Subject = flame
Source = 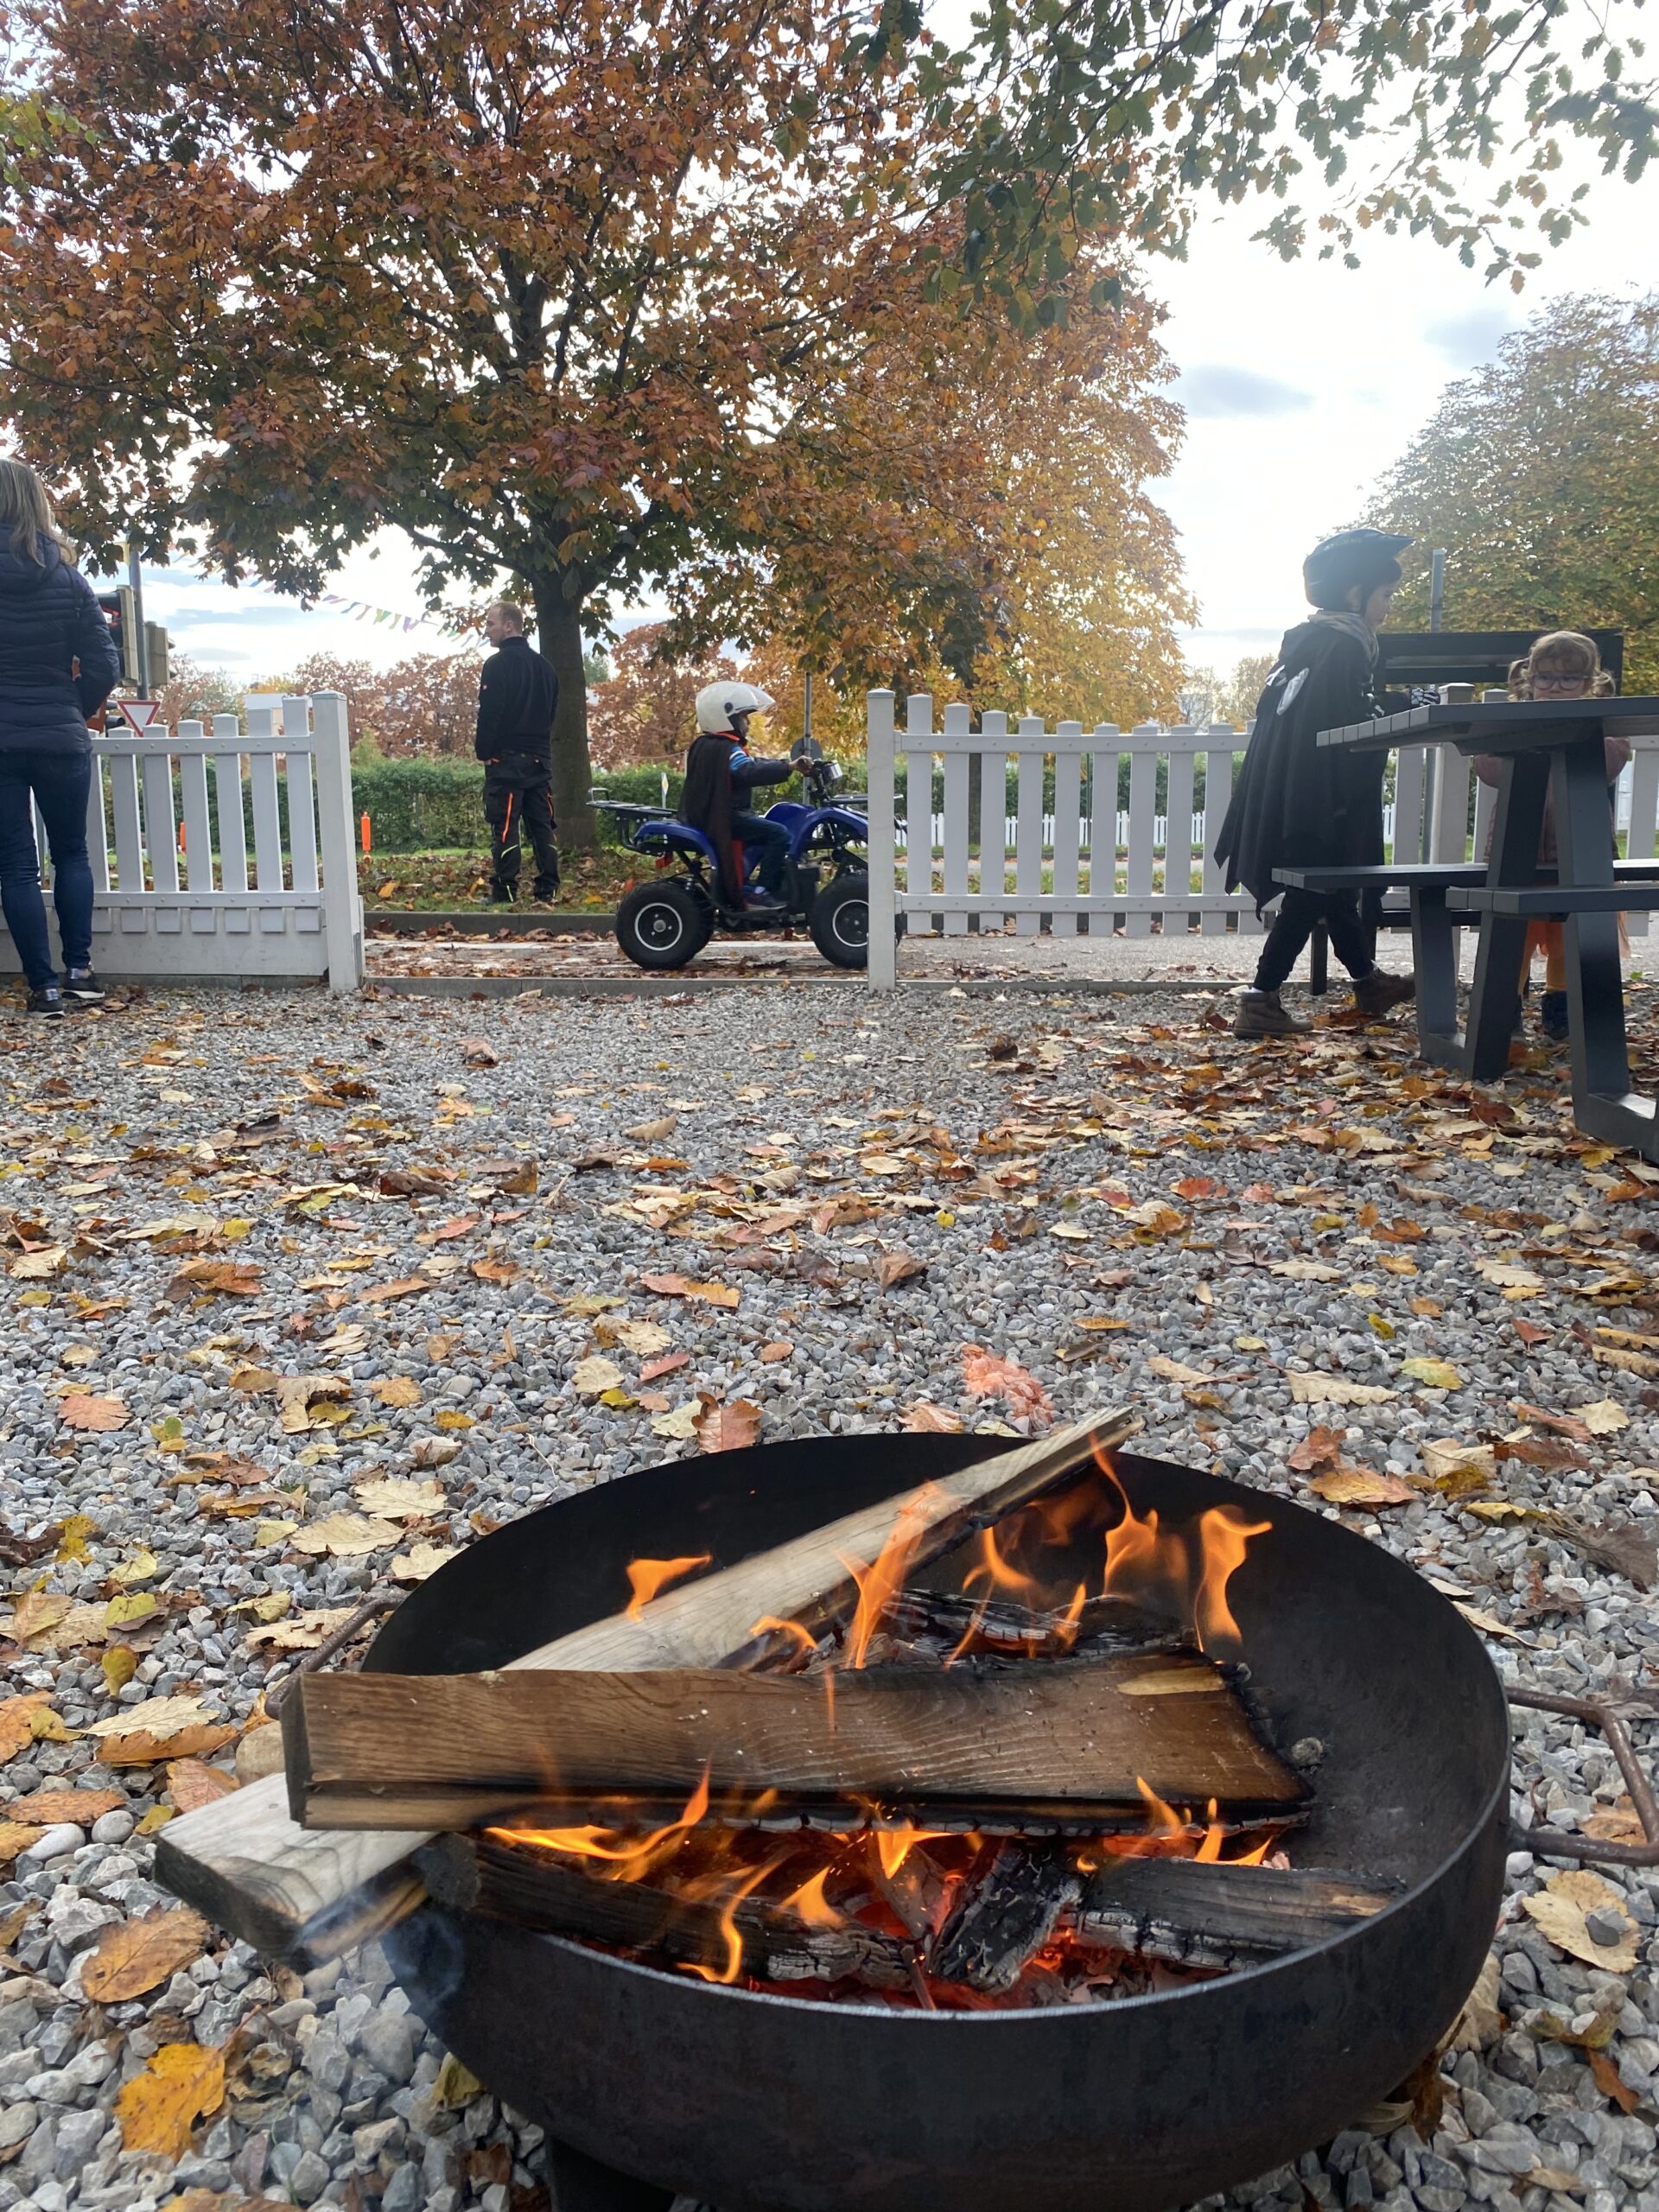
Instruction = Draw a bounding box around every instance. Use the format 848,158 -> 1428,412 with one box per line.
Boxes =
874,1822 -> 950,1879
1192,1506 -> 1273,1654
962,1523 -> 1041,1600
785,1866 -> 842,1929
945,1593 -> 992,1666
842,1488 -> 943,1668
1134,1774 -> 1185,1835
1052,1582 -> 1087,1651
625,1554 -> 711,1621
1227,1834 -> 1274,1866
494,1770 -> 711,1883
678,1853 -> 785,1985
748,1613 -> 818,1658
1196,1799 -> 1224,1864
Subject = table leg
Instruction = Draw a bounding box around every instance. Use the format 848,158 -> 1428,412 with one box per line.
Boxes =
1309,921 -> 1329,997
1410,887 -> 1460,1058
1464,753 -> 1549,1081
1554,741 -> 1659,1157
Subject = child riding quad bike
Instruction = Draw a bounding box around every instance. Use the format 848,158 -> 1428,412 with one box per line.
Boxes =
600,682 -> 872,970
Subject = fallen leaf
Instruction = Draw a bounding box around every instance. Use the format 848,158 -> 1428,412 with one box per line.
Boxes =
289,1512 -> 399,1558
10,1786 -> 123,1826
899,1402 -> 965,1433
0,1829 -> 43,1871
1476,1260 -> 1546,1292
435,2051 -> 481,2107
1523,1870 -> 1640,1972
1512,1401 -> 1594,1443
459,1038 -> 499,1068
391,1541 -> 460,1583
624,1114 -> 677,1143
571,1356 -> 626,1397
10,1590 -> 72,1644
1554,1514 -> 1659,1590
1590,2049 -> 1642,2115
1287,1427 -> 1344,1472
1453,1602 -> 1520,1641
100,1648 -> 137,1693
360,1276 -> 432,1306
1147,1355 -> 1208,1385
875,1249 -> 926,1287
108,1548 -> 158,1587
0,1693 -> 55,1762
650,1398 -> 709,1441
165,1761 -> 238,1815
615,1319 -> 672,1357
1269,1259 -> 1343,1282
354,1477 -> 445,1522
1421,1439 -> 1497,1484
759,1341 -> 793,1363
1307,1468 -> 1415,1508
245,1605 -> 360,1652
116,2042 -> 226,2159
1287,1373 -> 1393,1406
104,1593 -> 160,1631
82,1907 -> 211,2002
412,1436 -> 463,1470
1401,1357 -> 1462,1391
639,1351 -> 691,1382
639,1273 -> 741,1308
166,1259 -> 264,1300
59,1393 -> 127,1432
371,1376 -> 423,1408
1513,1319 -> 1551,1348
470,1257 -> 522,1285
694,1399 -> 763,1454
1582,1797 -> 1647,1846
1578,1399 -> 1630,1436
962,1345 -> 1054,1427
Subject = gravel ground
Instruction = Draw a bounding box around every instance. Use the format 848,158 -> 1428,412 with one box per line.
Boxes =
5,980 -> 1659,2212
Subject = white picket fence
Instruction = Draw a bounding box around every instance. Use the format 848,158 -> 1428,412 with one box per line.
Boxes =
3,691 -> 365,992
866,692 -> 1659,988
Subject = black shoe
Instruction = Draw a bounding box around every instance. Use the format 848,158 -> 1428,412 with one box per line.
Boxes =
1234,988 -> 1310,1039
26,987 -> 64,1019
741,887 -> 786,912
63,969 -> 106,1005
1540,990 -> 1569,1040
531,882 -> 562,906
487,884 -> 517,905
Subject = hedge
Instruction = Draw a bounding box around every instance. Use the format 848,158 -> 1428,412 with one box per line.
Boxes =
349,760 -> 690,851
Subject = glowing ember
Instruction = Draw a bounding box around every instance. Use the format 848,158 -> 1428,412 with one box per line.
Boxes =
624,1554 -> 711,1621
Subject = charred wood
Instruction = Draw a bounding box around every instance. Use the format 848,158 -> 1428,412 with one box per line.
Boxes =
925,1843 -> 1082,1993
1077,1858 -> 1401,1970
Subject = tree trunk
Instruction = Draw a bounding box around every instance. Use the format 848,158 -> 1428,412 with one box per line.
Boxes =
533,575 -> 597,852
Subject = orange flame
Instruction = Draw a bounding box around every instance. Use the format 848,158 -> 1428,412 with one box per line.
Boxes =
625,1554 -> 711,1622
1227,1834 -> 1274,1866
1052,1582 -> 1087,1651
874,1822 -> 950,1879
494,1770 -> 711,1883
842,1488 -> 942,1668
785,1866 -> 842,1929
1195,1799 -> 1224,1863
1134,1774 -> 1185,1834
678,1853 -> 785,1985
747,1613 -> 818,1658
945,1593 -> 992,1666
962,1523 -> 1041,1599
1192,1506 -> 1272,1653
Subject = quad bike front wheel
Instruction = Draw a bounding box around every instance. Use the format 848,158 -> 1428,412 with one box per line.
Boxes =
809,870 -> 869,969
616,880 -> 712,970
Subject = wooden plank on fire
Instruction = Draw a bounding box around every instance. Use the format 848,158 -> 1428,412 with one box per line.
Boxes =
155,1410 -> 1135,1958
417,1834 -> 915,1992
283,1652 -> 1307,1831
926,1842 -> 1081,1993
1077,1858 -> 1401,1970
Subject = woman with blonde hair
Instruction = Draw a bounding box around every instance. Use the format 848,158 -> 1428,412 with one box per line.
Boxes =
1472,629 -> 1625,1042
0,459 -> 121,1015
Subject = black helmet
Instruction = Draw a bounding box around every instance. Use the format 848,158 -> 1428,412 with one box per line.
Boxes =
1303,529 -> 1414,612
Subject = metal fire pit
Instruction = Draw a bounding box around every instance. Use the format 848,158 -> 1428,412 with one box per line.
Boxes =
375,1438 -> 1510,2212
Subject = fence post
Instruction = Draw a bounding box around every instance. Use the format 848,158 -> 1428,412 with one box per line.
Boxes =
309,691 -> 365,993
866,691 -> 897,989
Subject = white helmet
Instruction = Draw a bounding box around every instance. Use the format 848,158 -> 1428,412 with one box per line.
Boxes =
695,680 -> 775,734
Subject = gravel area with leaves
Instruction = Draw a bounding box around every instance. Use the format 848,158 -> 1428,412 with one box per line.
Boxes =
6,982 -> 1659,2212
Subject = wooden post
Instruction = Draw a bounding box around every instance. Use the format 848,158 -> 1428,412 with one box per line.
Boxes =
865,690 -> 897,989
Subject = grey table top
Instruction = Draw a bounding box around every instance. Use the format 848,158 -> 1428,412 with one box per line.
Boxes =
1318,698 -> 1659,753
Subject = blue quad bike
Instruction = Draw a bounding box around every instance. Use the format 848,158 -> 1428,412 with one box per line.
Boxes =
597,741 -> 873,972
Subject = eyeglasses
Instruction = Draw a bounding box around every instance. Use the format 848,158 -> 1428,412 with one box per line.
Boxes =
1530,671 -> 1591,694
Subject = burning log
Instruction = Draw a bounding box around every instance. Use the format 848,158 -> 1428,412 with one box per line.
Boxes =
874,1587 -> 1181,1662
283,1652 -> 1308,1832
1077,1859 -> 1401,1972
926,1843 -> 1082,1993
156,1412 -> 1135,1958
417,1834 -> 916,1992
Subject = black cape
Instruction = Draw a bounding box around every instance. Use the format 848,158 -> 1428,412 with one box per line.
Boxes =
1214,621 -> 1391,912
681,733 -> 741,901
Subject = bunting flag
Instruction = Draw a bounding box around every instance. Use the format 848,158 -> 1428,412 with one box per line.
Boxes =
177,562 -> 480,636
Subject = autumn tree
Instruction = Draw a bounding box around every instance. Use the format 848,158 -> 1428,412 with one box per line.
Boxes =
1369,295 -> 1659,691
587,626 -> 738,770
254,648 -> 489,755
155,653 -> 243,728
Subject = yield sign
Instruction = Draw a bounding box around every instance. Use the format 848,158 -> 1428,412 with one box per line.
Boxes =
116,698 -> 162,734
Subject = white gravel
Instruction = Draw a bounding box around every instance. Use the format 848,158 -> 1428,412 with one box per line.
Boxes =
3,980 -> 1659,2212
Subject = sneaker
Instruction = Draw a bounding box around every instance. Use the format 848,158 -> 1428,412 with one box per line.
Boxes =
26,987 -> 64,1019
1352,968 -> 1416,1019
63,969 -> 106,1005
741,887 -> 786,912
1540,989 -> 1569,1041
1234,988 -> 1310,1039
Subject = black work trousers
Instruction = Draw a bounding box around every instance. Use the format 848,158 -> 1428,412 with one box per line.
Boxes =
1253,887 -> 1372,993
484,757 -> 560,899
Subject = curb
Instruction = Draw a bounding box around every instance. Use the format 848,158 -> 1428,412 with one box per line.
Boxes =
366,911 -> 614,937
365,972 -> 1238,1001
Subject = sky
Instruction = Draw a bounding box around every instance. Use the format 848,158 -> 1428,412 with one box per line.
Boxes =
98,141 -> 1659,702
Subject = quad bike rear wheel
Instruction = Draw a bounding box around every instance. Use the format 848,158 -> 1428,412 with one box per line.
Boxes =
616,880 -> 712,969
810,870 -> 869,969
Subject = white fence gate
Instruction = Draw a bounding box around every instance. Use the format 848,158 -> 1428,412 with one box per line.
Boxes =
866,691 -> 1659,988
2,690 -> 364,993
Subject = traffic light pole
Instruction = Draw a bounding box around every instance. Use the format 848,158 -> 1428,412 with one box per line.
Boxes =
126,540 -> 150,699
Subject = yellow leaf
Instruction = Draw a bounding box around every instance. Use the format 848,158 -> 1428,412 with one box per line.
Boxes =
391,1541 -> 460,1583
1464,1500 -> 1549,1524
103,1594 -> 159,1630
1270,1259 -> 1343,1281
1287,1373 -> 1393,1406
571,1356 -> 625,1396
56,1513 -> 99,1561
0,1694 -> 55,1761
435,2051 -> 481,2107
134,1804 -> 175,1835
433,1408 -> 474,1431
83,1907 -> 210,2002
10,1591 -> 71,1644
1523,1871 -> 1640,1972
100,1647 -> 138,1693
1421,1439 -> 1497,1484
371,1376 -> 423,1408
289,1512 -> 399,1558
108,1549 -> 157,1587
1402,1358 -> 1462,1391
253,1518 -> 299,1548
1308,1468 -> 1416,1508
1579,1399 -> 1630,1435
650,1401 -> 705,1440
353,1477 -> 444,1522
1147,1355 -> 1207,1385
116,2042 -> 226,2159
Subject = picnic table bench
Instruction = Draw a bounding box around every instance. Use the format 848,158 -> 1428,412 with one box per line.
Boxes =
1304,699 -> 1659,1159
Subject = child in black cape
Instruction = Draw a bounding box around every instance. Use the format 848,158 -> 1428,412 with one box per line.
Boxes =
1216,529 -> 1419,1039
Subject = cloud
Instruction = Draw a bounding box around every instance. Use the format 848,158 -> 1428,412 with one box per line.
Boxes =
1421,305 -> 1516,366
1175,365 -> 1314,418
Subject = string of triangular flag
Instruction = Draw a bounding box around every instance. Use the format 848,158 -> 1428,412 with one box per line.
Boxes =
179,563 -> 479,637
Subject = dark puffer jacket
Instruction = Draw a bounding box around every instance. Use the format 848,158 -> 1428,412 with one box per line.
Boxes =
0,537 -> 122,751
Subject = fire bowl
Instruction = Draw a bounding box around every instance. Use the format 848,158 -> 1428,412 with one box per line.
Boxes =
376,1436 -> 1510,2212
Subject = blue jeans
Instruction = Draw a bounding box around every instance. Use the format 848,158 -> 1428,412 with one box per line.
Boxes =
733,810 -> 791,897
0,748 -> 94,989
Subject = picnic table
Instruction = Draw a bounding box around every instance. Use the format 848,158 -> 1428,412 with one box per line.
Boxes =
1306,698 -> 1659,1160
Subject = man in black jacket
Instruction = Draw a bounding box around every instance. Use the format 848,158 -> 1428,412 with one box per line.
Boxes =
476,601 -> 559,904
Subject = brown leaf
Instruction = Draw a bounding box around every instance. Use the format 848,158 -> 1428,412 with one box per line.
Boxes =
165,1759 -> 238,1814
59,1393 -> 128,1432
475,1158 -> 537,1194
1513,1319 -> 1551,1348
182,1452 -> 270,1485
1307,1467 -> 1416,1508
1523,1871 -> 1640,1971
361,1275 -> 432,1305
470,1257 -> 522,1284
694,1399 -> 764,1454
639,1351 -> 691,1382
1553,1515 -> 1659,1591
166,1259 -> 264,1300
0,1692 -> 55,1762
459,1037 -> 499,1067
378,1166 -> 450,1198
371,1376 -> 423,1408
1591,2050 -> 1642,2115
962,1345 -> 1053,1428
10,1786 -> 124,1826
82,1906 -> 210,2001
899,1402 -> 965,1433
639,1273 -> 741,1308
1287,1426 -> 1344,1472
759,1341 -> 794,1363
624,1114 -> 677,1144
1512,1400 -> 1594,1443
101,1724 -> 238,1769
115,2042 -> 226,2158
0,1824 -> 45,1867
875,1249 -> 926,1288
